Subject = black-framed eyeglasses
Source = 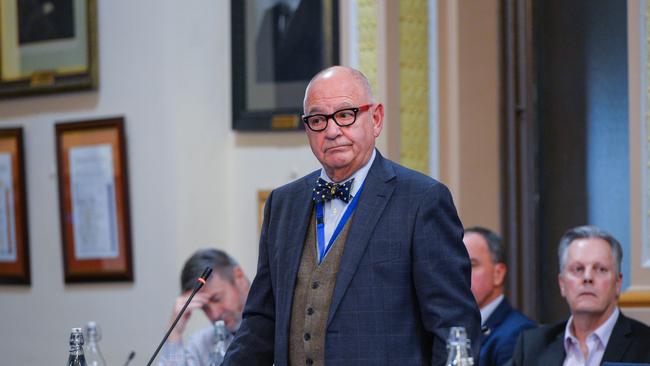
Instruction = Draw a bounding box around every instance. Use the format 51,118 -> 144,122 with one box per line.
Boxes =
302,104 -> 373,132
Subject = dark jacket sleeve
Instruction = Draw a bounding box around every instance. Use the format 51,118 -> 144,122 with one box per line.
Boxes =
222,191 -> 276,366
509,329 -> 526,366
492,315 -> 537,365
411,183 -> 481,365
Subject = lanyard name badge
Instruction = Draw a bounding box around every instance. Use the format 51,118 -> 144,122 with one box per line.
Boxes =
315,181 -> 365,264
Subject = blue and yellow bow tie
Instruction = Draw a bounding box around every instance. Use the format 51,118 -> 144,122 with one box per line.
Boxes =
312,177 -> 354,204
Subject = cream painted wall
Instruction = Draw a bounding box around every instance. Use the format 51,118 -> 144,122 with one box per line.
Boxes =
0,0 -> 505,364
0,1 -> 318,364
620,0 -> 650,323
438,0 -> 501,232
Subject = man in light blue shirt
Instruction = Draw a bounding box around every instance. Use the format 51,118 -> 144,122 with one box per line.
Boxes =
159,249 -> 250,365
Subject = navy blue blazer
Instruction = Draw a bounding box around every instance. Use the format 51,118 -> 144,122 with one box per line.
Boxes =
479,298 -> 536,366
223,151 -> 480,366
510,313 -> 650,366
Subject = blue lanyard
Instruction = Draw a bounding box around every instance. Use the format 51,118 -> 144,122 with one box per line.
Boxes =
315,181 -> 365,264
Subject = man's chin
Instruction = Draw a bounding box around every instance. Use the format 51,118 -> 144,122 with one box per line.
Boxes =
222,315 -> 242,332
322,156 -> 353,170
573,303 -> 606,314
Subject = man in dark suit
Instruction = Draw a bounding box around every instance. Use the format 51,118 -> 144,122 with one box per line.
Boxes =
223,66 -> 480,365
463,227 -> 536,366
510,225 -> 650,365
255,0 -> 324,83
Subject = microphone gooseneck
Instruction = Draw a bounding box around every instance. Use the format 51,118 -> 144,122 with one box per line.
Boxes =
123,351 -> 135,366
145,266 -> 212,366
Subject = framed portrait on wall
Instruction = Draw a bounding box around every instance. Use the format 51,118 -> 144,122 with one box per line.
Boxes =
0,0 -> 98,98
0,128 -> 30,285
231,0 -> 339,131
55,117 -> 133,283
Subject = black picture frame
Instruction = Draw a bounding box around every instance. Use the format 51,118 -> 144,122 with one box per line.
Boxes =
231,0 -> 339,131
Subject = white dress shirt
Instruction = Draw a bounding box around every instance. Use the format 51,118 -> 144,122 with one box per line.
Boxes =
159,325 -> 235,366
562,307 -> 620,366
318,149 -> 376,249
480,294 -> 504,326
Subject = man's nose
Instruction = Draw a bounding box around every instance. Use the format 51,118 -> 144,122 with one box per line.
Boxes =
583,267 -> 594,283
324,116 -> 342,137
208,304 -> 224,318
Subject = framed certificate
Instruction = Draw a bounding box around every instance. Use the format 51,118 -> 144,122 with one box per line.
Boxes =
0,128 -> 30,285
55,117 -> 133,282
0,0 -> 98,98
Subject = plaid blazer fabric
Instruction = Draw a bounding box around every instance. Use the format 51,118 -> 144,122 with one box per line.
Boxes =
224,150 -> 480,366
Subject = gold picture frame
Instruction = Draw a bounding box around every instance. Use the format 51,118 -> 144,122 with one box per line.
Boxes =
0,128 -> 30,285
56,117 -> 133,283
0,0 -> 98,98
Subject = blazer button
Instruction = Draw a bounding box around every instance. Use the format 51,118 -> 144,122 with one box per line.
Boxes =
304,333 -> 311,341
306,358 -> 314,365
311,281 -> 319,289
306,307 -> 314,315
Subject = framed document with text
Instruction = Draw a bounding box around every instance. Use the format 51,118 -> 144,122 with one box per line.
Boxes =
0,0 -> 98,98
56,117 -> 132,283
0,128 -> 30,285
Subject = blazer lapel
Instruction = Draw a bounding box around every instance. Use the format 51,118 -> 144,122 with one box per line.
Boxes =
601,313 -> 632,362
277,171 -> 318,328
538,331 -> 566,366
481,298 -> 512,343
327,152 -> 397,327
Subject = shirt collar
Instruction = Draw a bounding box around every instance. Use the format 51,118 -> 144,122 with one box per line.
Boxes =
480,294 -> 504,325
319,149 -> 376,198
563,307 -> 620,350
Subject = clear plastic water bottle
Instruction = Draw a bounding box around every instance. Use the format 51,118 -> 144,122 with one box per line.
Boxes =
67,328 -> 88,366
208,320 -> 228,366
445,326 -> 474,366
84,321 -> 106,366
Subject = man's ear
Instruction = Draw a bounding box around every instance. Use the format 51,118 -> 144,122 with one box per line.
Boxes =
372,103 -> 384,137
493,263 -> 507,287
558,274 -> 566,298
233,266 -> 244,280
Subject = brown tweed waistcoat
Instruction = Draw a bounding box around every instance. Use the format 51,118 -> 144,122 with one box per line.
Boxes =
288,210 -> 353,366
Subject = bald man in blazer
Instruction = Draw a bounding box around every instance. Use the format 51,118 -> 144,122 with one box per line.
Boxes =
223,66 -> 480,365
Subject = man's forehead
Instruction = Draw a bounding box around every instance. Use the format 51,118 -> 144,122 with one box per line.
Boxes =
565,258 -> 612,266
305,70 -> 366,99
306,81 -> 362,100
305,100 -> 356,113
208,272 -> 233,286
464,232 -> 489,251
566,238 -> 614,262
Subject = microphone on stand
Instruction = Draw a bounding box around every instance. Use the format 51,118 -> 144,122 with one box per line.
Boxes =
145,267 -> 213,366
123,351 -> 135,366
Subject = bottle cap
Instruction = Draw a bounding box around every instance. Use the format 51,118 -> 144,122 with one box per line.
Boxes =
70,328 -> 85,347
214,320 -> 227,339
448,326 -> 468,344
85,321 -> 101,341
